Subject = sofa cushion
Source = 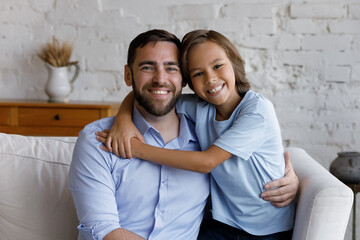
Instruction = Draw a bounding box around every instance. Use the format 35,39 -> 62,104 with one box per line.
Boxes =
0,133 -> 78,240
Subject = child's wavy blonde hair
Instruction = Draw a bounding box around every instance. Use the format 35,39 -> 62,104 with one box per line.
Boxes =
181,30 -> 250,97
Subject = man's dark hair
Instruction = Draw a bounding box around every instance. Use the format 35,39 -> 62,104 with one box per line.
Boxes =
127,29 -> 182,68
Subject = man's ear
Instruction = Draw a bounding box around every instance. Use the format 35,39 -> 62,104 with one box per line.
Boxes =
124,65 -> 132,86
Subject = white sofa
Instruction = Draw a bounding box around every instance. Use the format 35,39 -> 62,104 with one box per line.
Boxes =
0,133 -> 354,240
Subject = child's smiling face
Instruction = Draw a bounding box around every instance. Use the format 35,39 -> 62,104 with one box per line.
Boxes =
187,41 -> 241,115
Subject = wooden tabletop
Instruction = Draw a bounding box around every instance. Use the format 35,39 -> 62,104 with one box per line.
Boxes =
0,99 -> 121,108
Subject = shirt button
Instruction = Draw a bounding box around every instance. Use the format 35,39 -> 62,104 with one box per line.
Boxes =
161,179 -> 167,183
157,210 -> 162,216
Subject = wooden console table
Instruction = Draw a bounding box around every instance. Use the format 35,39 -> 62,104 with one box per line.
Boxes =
0,99 -> 120,136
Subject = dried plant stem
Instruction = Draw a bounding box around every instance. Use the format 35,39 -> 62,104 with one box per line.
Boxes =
38,36 -> 76,67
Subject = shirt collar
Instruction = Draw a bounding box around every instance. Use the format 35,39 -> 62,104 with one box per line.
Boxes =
132,105 -> 154,136
132,105 -> 198,148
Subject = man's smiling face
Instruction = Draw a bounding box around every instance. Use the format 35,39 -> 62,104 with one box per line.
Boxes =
126,41 -> 183,117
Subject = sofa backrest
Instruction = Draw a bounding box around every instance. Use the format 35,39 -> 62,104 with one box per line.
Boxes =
0,133 -> 78,240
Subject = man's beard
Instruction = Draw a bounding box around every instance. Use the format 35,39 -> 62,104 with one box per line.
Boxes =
132,80 -> 181,117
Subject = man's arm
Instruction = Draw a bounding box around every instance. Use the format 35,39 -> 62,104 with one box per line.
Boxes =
103,228 -> 145,240
261,152 -> 299,207
70,127 -> 143,239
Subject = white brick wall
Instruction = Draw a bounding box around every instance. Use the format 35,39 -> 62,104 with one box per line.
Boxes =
290,3 -> 345,18
0,0 -> 359,238
302,35 -> 352,50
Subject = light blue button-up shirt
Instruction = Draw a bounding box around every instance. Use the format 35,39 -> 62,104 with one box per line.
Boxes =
69,106 -> 209,240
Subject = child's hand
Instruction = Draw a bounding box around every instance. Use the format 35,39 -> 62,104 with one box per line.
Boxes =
107,119 -> 145,159
95,91 -> 142,159
96,129 -> 111,152
96,121 -> 144,159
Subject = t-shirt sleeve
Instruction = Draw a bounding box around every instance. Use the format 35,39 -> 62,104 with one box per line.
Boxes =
213,100 -> 266,161
176,94 -> 199,122
69,125 -> 121,239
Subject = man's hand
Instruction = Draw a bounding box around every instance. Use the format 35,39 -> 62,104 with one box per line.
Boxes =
261,152 -> 299,207
103,228 -> 145,240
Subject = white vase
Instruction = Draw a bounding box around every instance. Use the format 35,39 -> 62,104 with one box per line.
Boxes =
45,63 -> 80,102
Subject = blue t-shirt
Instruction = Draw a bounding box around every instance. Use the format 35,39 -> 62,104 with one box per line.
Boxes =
69,106 -> 209,240
176,90 -> 295,235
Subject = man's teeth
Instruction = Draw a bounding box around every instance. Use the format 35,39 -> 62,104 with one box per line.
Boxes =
208,85 -> 222,94
152,90 -> 168,95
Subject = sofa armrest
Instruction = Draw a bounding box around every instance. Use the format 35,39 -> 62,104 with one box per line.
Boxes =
286,147 -> 353,240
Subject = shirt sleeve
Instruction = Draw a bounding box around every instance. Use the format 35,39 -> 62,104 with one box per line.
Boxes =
176,94 -> 199,122
213,99 -> 266,161
69,126 -> 121,240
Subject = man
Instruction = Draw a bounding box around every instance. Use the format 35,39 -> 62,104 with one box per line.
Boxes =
69,29 -> 298,240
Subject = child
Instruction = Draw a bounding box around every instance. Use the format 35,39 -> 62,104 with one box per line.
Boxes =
98,30 -> 295,239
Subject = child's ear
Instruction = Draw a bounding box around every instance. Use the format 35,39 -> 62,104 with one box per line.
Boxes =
124,65 -> 132,86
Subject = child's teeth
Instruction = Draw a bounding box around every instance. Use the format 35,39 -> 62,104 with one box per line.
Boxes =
209,85 -> 222,94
